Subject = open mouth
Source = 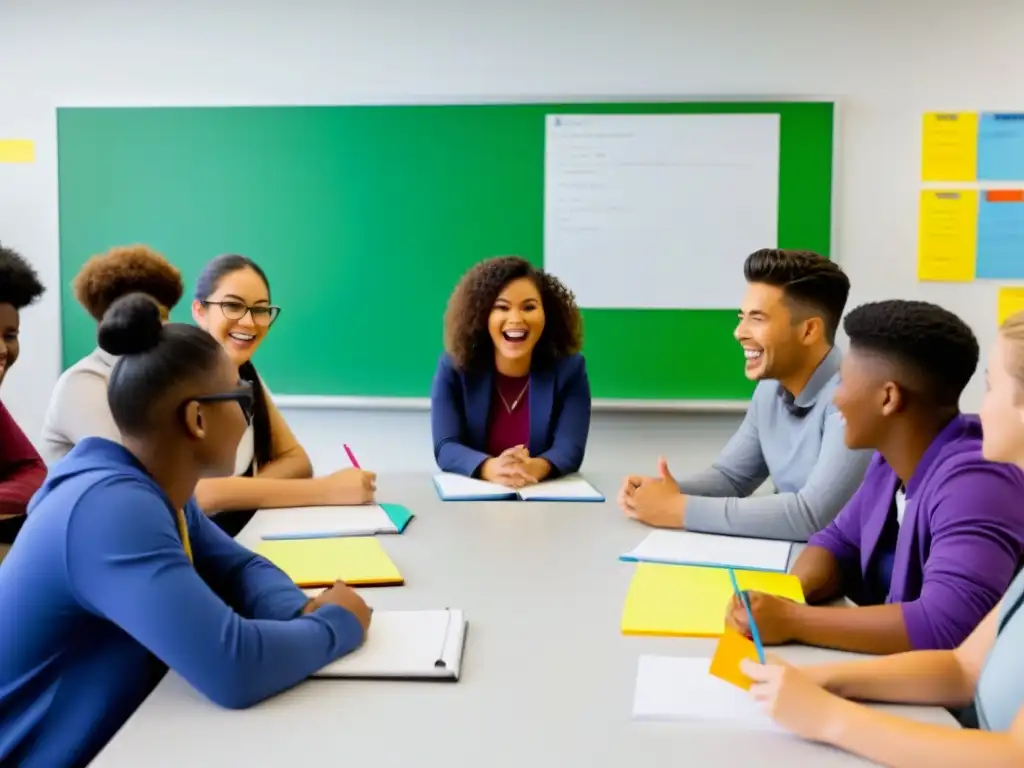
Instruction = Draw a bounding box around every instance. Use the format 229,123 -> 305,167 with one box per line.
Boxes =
743,348 -> 763,364
502,329 -> 529,344
228,332 -> 256,345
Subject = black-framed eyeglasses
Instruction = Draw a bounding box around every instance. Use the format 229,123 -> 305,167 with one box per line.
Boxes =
186,381 -> 256,425
202,300 -> 281,326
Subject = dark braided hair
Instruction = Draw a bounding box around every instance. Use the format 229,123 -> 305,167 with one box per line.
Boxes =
443,256 -> 582,372
743,249 -> 850,343
194,254 -> 273,471
843,299 -> 979,408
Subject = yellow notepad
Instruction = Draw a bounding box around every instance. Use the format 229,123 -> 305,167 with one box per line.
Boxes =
256,536 -> 404,588
621,563 -> 804,638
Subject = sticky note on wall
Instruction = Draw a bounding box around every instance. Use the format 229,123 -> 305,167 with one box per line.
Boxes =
0,140 -> 35,163
978,113 -> 1024,181
922,112 -> 978,182
917,190 -> 978,282
997,287 -> 1024,326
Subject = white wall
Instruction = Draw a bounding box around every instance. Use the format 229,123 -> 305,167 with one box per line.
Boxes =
0,0 -> 1017,473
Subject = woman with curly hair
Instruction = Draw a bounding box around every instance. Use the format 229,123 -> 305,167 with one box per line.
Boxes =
430,256 -> 591,486
0,242 -> 47,542
42,244 -> 185,463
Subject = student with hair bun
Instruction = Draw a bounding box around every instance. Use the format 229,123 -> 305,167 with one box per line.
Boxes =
0,293 -> 372,768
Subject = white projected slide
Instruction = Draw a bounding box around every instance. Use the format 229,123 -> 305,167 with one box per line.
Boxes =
543,113 -> 780,310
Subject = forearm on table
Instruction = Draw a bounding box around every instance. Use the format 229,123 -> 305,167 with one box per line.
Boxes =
791,546 -> 845,603
789,602 -> 913,655
195,476 -> 325,513
814,649 -> 974,707
676,466 -> 760,498
823,697 -> 1023,767
255,452 -> 313,480
685,492 -> 823,541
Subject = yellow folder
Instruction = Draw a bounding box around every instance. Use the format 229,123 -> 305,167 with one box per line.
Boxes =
621,563 -> 804,638
256,536 -> 404,588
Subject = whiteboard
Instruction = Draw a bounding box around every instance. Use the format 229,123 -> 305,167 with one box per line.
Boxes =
543,113 -> 780,310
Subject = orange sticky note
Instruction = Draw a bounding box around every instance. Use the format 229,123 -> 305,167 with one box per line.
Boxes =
709,627 -> 761,690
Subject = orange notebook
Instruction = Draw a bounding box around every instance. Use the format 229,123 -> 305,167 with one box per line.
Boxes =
621,563 -> 804,638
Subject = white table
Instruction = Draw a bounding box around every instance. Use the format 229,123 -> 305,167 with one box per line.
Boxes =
91,473 -> 958,767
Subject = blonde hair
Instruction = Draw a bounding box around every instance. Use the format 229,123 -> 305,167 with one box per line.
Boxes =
999,310 -> 1024,389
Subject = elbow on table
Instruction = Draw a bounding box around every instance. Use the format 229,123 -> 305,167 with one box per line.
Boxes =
198,669 -> 283,711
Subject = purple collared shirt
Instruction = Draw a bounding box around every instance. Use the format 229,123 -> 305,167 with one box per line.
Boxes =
808,413 -> 1024,650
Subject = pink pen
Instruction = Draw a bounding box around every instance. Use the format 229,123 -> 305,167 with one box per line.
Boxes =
343,444 -> 361,469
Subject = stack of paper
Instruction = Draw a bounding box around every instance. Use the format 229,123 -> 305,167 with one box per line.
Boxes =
632,655 -> 784,731
315,609 -> 468,680
621,563 -> 804,638
259,504 -> 413,540
432,473 -> 604,502
620,529 -> 792,572
255,536 -> 404,588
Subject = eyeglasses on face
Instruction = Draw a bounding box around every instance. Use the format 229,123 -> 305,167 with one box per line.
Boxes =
187,381 -> 256,425
202,300 -> 281,326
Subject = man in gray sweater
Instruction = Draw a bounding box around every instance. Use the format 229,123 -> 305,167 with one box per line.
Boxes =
618,249 -> 873,541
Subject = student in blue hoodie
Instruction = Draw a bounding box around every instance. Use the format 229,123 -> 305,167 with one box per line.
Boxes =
0,293 -> 372,768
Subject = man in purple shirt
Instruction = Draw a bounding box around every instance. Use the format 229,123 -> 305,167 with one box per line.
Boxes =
726,300 -> 1024,654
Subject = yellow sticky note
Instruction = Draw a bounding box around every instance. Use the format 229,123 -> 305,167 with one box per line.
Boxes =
709,627 -> 761,690
256,536 -> 404,588
621,564 -> 804,638
922,112 -> 978,181
0,139 -> 35,164
918,189 -> 978,282
997,287 -> 1024,326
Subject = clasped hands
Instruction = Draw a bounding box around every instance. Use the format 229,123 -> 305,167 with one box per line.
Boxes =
617,457 -> 687,528
481,445 -> 551,488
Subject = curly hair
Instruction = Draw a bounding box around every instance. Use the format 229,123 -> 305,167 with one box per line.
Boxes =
444,256 -> 583,371
744,249 -> 850,343
843,299 -> 979,407
0,242 -> 45,309
73,244 -> 184,321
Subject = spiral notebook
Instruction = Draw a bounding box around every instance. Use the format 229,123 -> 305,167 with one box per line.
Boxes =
432,473 -> 604,502
314,609 -> 468,680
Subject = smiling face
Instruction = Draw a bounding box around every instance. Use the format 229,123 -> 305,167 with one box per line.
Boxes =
488,277 -> 545,369
980,335 -> 1024,465
0,303 -> 19,387
192,267 -> 273,368
831,347 -> 902,450
734,282 -> 812,382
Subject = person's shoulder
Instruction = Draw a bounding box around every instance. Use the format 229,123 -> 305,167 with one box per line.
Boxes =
55,348 -> 115,389
554,352 -> 586,376
434,352 -> 462,378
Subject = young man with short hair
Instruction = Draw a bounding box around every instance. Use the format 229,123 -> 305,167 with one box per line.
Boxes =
618,249 -> 873,540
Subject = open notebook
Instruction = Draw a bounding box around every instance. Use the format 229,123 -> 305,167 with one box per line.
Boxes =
259,504 -> 413,541
620,530 -> 792,573
314,609 -> 468,680
632,655 -> 785,731
432,473 -> 604,502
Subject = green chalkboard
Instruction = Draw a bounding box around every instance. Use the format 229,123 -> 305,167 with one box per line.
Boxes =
56,102 -> 833,399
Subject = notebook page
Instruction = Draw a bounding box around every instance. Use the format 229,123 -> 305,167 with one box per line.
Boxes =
623,530 -> 792,572
632,655 -> 785,732
516,474 -> 603,500
433,473 -> 511,499
258,506 -> 395,539
315,609 -> 465,678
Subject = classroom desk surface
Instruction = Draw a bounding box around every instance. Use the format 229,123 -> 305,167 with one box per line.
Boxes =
92,473 -> 958,767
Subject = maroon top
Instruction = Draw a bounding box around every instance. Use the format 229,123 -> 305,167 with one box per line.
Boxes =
0,399 -> 47,517
485,373 -> 530,458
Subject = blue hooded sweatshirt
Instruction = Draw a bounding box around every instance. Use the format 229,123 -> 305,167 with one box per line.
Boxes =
0,438 -> 364,768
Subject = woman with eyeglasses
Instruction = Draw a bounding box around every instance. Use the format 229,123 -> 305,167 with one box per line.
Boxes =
0,293 -> 372,768
190,254 -> 376,535
42,244 -> 186,463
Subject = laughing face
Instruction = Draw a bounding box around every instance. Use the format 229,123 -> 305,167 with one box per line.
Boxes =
488,277 -> 545,369
192,267 -> 276,368
734,282 -> 807,383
